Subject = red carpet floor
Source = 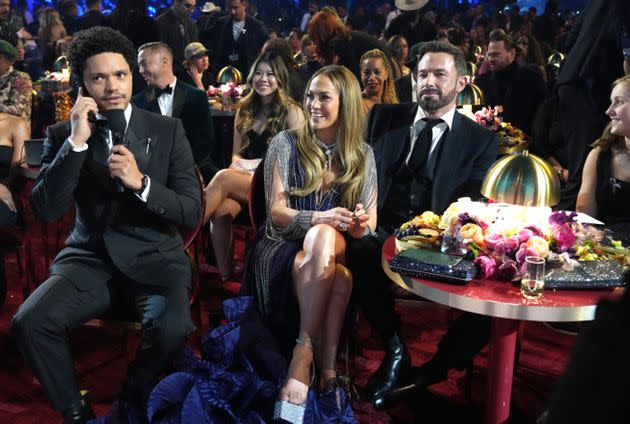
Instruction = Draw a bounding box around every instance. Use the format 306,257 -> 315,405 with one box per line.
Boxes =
0,227 -> 578,423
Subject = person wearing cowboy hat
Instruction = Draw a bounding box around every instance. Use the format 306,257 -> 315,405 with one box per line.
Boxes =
196,1 -> 221,32
180,41 -> 214,90
385,0 -> 435,49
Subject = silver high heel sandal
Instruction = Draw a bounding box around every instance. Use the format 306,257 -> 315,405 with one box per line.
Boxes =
274,337 -> 316,423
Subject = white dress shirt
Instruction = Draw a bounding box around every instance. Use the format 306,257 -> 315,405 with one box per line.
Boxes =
405,106 -> 456,165
157,77 -> 177,117
67,103 -> 151,201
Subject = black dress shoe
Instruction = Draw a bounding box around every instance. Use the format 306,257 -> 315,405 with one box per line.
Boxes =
365,332 -> 411,401
62,394 -> 96,424
373,360 -> 448,409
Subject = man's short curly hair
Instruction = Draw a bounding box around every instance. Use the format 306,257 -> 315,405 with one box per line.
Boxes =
68,26 -> 136,83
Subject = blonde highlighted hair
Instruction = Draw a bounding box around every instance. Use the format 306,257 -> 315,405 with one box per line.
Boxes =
359,48 -> 399,105
593,74 -> 630,150
291,65 -> 367,209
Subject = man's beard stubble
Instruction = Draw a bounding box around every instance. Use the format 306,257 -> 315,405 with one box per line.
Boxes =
418,86 -> 458,112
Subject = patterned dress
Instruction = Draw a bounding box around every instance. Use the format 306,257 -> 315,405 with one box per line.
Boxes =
241,129 -> 377,356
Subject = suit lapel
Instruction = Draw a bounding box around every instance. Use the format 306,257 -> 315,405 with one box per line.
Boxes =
126,107 -> 156,172
172,82 -> 186,119
144,87 -> 160,114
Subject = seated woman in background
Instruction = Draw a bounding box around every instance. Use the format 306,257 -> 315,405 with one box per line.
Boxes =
242,64 -> 376,421
359,49 -> 398,114
0,113 -> 29,305
387,35 -> 410,78
37,7 -> 69,71
577,74 -> 630,244
180,41 -> 214,91
202,51 -> 304,281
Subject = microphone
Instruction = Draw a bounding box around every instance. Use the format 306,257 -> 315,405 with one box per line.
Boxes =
103,109 -> 127,193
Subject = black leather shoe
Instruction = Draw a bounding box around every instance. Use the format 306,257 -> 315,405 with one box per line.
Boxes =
373,360 -> 448,409
365,332 -> 411,401
62,393 -> 96,424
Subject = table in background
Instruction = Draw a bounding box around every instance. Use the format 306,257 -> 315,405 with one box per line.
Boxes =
381,236 -> 622,424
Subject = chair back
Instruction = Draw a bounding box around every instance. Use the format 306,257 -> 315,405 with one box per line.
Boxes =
179,166 -> 206,251
248,159 -> 266,232
24,138 -> 45,167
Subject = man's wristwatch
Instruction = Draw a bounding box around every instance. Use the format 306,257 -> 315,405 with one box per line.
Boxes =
135,174 -> 148,194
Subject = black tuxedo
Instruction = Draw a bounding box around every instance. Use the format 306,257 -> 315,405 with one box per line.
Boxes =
201,15 -> 269,77
12,106 -> 201,411
348,102 -> 497,346
133,80 -> 222,182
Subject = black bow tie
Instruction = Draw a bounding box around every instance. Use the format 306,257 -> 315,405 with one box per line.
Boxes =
155,85 -> 173,97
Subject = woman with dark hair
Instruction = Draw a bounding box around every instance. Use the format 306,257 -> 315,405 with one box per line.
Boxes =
202,51 -> 304,281
307,9 -> 392,80
516,33 -> 546,81
577,74 -> 630,244
387,35 -> 410,78
359,48 -> 398,114
261,37 -> 307,102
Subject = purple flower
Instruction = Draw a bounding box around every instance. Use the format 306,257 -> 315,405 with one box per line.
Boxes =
553,224 -> 577,252
496,256 -> 519,281
485,233 -> 506,249
515,245 -> 539,265
474,255 -> 497,279
549,211 -> 577,227
458,212 -> 476,226
524,225 -> 544,237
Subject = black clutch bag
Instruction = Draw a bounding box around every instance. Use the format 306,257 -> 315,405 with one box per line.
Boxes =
544,260 -> 627,290
389,248 -> 476,285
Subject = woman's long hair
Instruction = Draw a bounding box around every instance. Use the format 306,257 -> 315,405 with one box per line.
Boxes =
360,49 -> 399,105
593,75 -> 630,150
307,10 -> 351,66
291,65 -> 367,209
237,52 -> 297,154
38,8 -> 62,43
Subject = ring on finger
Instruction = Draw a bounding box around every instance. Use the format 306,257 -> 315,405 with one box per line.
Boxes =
338,222 -> 347,231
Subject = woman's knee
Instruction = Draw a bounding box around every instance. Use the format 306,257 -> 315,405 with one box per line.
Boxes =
207,168 -> 232,191
304,224 -> 345,257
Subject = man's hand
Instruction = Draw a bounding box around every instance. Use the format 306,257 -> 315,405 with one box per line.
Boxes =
70,87 -> 99,148
0,183 -> 16,212
108,145 -> 144,191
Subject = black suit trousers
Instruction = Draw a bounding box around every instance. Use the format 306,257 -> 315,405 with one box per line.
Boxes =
11,252 -> 194,411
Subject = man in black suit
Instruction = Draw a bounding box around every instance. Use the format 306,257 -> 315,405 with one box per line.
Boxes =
394,41 -> 424,103
155,0 -> 199,77
10,27 -> 201,423
474,29 -> 548,135
133,42 -> 222,182
76,0 -> 105,31
347,41 -> 498,408
201,0 -> 268,78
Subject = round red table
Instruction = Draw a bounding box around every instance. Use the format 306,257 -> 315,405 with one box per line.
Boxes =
381,236 -> 622,424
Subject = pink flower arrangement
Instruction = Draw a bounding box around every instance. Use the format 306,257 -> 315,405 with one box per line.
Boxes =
474,106 -> 503,131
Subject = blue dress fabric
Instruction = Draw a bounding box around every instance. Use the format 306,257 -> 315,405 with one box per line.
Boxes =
145,297 -> 357,423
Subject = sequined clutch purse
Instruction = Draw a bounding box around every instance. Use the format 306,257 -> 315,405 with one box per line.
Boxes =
389,249 -> 476,285
544,260 -> 627,289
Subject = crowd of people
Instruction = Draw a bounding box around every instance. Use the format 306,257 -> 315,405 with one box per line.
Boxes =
0,0 -> 629,423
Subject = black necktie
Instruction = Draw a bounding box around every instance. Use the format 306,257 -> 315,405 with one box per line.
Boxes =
156,85 -> 173,97
409,118 -> 443,172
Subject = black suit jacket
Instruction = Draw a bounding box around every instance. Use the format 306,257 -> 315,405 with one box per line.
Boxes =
394,74 -> 413,103
132,80 -> 222,182
29,107 -> 201,289
475,62 -> 548,135
366,103 -> 498,216
202,15 -> 269,76
155,9 -> 198,75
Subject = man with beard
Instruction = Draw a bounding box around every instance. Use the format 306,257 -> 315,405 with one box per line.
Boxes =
347,41 -> 498,408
